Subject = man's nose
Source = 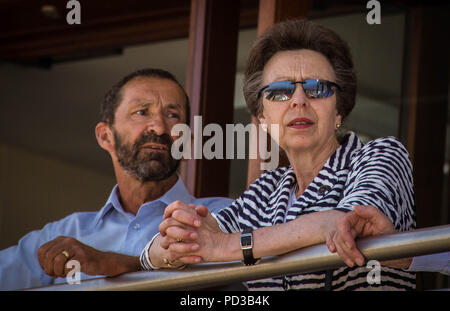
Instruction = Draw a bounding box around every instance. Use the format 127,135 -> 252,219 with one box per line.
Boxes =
145,110 -> 168,135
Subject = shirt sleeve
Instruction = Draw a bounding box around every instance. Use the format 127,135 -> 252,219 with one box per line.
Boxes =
0,223 -> 56,290
213,197 -> 245,234
196,197 -> 234,214
408,252 -> 450,275
336,137 -> 416,232
214,169 -> 282,234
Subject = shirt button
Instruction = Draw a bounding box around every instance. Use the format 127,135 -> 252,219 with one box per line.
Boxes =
133,223 -> 141,230
318,185 -> 330,195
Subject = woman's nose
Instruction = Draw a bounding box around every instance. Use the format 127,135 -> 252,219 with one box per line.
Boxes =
290,84 -> 309,109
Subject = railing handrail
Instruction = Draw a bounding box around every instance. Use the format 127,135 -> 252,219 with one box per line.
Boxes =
29,224 -> 450,291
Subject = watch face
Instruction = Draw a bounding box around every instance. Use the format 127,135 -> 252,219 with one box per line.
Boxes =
241,234 -> 252,247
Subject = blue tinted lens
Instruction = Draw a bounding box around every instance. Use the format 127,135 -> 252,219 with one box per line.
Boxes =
262,79 -> 337,101
302,79 -> 334,98
263,81 -> 295,101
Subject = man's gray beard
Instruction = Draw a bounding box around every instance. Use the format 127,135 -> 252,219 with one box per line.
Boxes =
113,129 -> 179,182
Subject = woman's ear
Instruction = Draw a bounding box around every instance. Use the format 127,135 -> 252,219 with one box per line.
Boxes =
335,113 -> 343,129
257,113 -> 268,132
95,122 -> 115,154
257,109 -> 266,126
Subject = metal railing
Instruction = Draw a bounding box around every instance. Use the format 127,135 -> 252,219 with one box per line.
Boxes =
30,224 -> 450,291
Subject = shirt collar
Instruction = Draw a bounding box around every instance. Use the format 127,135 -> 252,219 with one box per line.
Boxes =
157,177 -> 196,206
277,131 -> 363,189
324,131 -> 363,171
93,185 -> 123,226
93,177 -> 195,226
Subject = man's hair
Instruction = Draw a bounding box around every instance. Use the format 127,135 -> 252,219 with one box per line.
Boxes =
243,19 -> 357,121
101,68 -> 190,126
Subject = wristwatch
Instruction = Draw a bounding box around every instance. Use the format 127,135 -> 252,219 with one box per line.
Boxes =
240,228 -> 260,265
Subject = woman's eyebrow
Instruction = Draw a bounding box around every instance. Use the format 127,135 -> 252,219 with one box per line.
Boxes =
268,75 -> 293,82
266,74 -> 305,83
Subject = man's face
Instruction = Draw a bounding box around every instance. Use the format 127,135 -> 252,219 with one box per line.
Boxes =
111,76 -> 187,182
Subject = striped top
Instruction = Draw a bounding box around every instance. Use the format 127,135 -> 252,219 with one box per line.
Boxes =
214,132 -> 416,290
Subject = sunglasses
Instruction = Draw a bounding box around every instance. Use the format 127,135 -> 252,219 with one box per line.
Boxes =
258,79 -> 342,101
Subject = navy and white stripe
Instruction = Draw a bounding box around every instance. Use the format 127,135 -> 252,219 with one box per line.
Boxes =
214,132 -> 416,291
140,233 -> 161,271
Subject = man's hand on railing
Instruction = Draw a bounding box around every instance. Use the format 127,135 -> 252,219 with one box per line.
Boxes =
37,236 -> 141,278
326,205 -> 412,269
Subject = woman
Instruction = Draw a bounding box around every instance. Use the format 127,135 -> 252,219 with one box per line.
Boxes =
141,19 -> 416,290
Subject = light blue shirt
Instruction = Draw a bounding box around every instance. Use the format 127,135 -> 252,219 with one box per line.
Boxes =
0,178 -> 233,290
408,252 -> 450,276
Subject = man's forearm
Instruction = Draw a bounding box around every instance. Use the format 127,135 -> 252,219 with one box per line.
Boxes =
102,253 -> 141,277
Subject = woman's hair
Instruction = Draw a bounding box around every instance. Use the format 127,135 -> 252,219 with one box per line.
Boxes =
243,19 -> 357,121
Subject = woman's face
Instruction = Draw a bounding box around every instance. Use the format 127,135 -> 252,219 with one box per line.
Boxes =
259,49 -> 342,155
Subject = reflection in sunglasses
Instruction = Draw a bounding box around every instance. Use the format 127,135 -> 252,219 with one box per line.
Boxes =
260,79 -> 341,101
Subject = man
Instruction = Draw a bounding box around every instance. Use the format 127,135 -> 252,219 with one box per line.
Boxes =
0,68 -> 233,290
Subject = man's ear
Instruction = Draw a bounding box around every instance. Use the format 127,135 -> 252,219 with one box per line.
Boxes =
95,122 -> 115,154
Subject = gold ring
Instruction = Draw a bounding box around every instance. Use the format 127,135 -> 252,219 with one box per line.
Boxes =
162,258 -> 173,268
61,250 -> 70,259
162,258 -> 186,269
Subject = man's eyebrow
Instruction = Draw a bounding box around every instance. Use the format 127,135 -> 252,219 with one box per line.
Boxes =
126,101 -> 183,111
166,103 -> 184,110
127,100 -> 150,108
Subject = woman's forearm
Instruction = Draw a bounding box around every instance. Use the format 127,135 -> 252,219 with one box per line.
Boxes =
211,210 -> 345,262
249,210 -> 345,259
219,210 -> 344,262
159,205 -> 345,264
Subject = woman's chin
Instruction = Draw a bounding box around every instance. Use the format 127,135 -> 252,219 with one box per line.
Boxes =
283,141 -> 315,154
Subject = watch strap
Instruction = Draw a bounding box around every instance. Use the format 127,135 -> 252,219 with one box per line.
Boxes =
240,228 -> 260,265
